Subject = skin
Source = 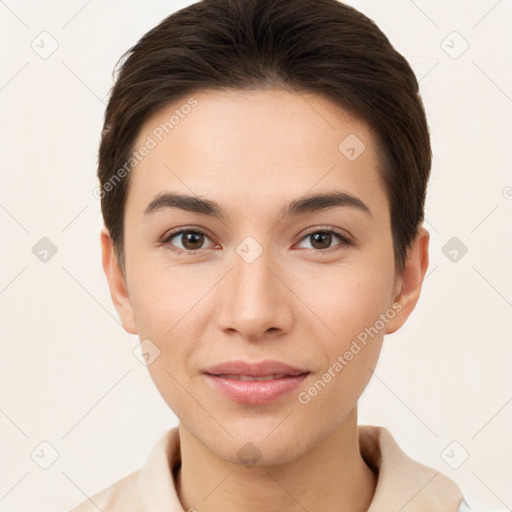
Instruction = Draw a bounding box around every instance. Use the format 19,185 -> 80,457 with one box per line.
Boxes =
101,89 -> 429,512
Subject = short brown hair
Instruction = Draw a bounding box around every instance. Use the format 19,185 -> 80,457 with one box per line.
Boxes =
98,0 -> 431,274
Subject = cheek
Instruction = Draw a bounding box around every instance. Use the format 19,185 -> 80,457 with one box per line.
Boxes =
129,270 -> 201,416
297,276 -> 388,418
127,264 -> 211,383
128,258 -> 204,336
302,266 -> 394,346
298,260 -> 394,403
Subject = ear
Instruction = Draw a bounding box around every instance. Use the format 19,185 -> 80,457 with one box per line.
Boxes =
100,226 -> 138,334
385,226 -> 430,335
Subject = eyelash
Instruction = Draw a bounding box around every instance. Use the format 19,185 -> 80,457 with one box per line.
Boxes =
160,226 -> 353,254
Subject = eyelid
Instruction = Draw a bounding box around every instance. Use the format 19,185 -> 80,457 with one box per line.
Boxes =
295,226 -> 353,252
161,226 -> 217,252
299,226 -> 353,243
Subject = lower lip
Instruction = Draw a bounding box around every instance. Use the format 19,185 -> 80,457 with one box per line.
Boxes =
204,373 -> 309,405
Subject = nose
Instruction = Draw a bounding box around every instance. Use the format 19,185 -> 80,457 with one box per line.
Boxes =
216,245 -> 294,342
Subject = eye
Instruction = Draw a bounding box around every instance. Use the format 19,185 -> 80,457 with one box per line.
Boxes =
297,228 -> 352,252
161,227 -> 352,254
162,229 -> 216,252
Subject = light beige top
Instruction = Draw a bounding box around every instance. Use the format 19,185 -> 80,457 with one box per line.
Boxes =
68,425 -> 469,512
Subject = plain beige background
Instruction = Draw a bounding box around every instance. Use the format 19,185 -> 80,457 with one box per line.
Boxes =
1,1 -> 511,511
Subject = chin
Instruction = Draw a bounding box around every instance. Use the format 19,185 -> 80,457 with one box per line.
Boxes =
204,419 -> 320,468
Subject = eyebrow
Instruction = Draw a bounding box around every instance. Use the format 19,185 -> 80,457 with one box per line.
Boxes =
143,190 -> 372,220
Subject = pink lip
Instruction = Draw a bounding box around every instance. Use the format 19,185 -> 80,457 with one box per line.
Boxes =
203,359 -> 310,405
204,374 -> 309,405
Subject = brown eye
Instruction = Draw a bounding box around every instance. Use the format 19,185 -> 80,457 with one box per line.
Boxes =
163,230 -> 215,252
180,232 -> 205,250
298,229 -> 352,252
310,231 -> 333,250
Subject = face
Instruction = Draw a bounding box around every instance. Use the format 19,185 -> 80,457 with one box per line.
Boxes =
102,89 -> 428,466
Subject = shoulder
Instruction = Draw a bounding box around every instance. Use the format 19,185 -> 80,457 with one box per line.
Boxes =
66,427 -> 181,512
359,425 -> 468,511
455,500 -> 493,512
67,468 -> 144,512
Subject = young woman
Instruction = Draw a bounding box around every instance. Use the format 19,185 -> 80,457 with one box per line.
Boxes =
70,0 -> 471,510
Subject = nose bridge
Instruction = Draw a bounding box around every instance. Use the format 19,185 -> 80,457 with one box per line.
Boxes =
217,240 -> 292,339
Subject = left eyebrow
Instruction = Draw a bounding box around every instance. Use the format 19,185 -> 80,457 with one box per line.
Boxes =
280,190 -> 372,219
143,190 -> 372,221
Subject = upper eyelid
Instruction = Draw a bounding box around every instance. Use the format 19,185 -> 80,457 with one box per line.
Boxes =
162,226 -> 215,243
301,226 -> 352,240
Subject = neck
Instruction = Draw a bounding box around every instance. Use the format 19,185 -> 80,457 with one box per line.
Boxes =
175,408 -> 377,512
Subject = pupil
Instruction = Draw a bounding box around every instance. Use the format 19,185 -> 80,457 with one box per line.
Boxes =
312,232 -> 331,249
183,232 -> 203,250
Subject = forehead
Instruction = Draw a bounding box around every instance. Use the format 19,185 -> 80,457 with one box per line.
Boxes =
127,89 -> 386,214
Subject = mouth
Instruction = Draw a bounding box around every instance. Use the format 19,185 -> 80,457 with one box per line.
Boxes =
204,359 -> 309,377
202,360 -> 310,405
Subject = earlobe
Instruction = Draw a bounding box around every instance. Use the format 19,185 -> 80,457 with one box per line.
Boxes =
385,226 -> 430,335
100,226 -> 138,334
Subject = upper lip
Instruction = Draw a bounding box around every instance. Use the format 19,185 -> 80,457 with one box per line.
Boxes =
204,359 -> 309,377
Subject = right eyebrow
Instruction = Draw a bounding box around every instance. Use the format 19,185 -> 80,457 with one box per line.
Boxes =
144,192 -> 229,221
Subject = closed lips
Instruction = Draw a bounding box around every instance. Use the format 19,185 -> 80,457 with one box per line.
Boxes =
212,373 -> 306,381
203,361 -> 310,404
203,359 -> 310,377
